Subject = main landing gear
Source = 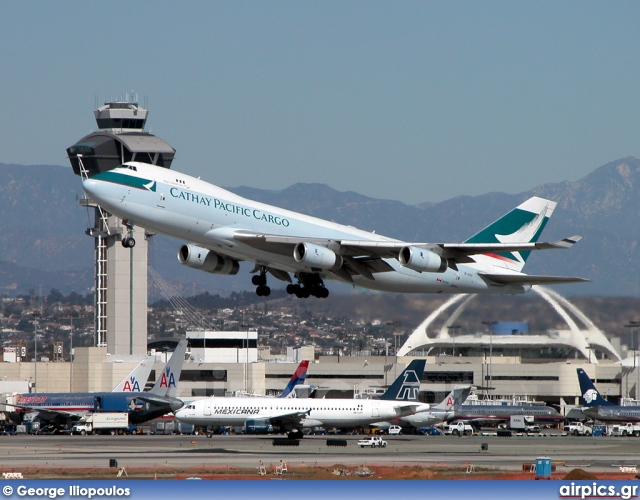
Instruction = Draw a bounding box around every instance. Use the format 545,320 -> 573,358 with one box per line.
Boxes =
251,270 -> 329,299
286,273 -> 329,299
252,268 -> 271,296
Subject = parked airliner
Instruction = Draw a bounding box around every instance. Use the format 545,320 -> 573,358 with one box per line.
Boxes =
175,360 -> 427,438
78,159 -> 586,298
577,368 -> 640,422
374,385 -> 472,428
5,341 -> 188,426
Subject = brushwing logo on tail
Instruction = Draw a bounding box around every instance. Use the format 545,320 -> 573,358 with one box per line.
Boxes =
395,370 -> 421,400
583,389 -> 599,404
494,205 -> 551,264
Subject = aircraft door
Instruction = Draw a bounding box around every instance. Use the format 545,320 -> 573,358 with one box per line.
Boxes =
204,400 -> 212,416
371,402 -> 380,418
157,192 -> 165,208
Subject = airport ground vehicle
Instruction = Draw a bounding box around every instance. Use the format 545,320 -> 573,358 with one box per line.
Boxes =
508,415 -> 539,432
358,436 -> 388,448
388,425 -> 402,435
444,422 -> 475,436
563,422 -> 592,436
417,426 -> 442,436
607,423 -> 640,437
149,420 -> 195,435
71,413 -> 130,435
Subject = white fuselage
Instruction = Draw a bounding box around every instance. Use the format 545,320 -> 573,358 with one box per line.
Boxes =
174,395 -> 426,429
81,162 -> 526,294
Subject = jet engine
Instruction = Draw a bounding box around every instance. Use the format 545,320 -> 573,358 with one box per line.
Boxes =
177,244 -> 240,275
293,242 -> 343,270
398,246 -> 447,273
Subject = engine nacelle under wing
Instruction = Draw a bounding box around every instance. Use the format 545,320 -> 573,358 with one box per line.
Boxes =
177,244 -> 240,275
398,246 -> 447,273
293,242 -> 343,271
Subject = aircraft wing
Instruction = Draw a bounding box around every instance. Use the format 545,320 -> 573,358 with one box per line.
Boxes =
266,410 -> 310,427
479,273 -> 590,285
234,232 -> 581,260
3,403 -> 84,420
134,394 -> 181,407
233,231 -> 582,280
393,403 -> 425,416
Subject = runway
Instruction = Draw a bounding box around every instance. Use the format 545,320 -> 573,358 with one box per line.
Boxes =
0,434 -> 637,474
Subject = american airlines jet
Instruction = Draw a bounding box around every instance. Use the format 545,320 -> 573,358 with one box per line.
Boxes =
5,341 -> 188,425
78,159 -> 586,298
174,360 -> 427,438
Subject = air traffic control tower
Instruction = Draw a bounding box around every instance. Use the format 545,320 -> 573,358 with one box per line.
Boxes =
66,97 -> 176,356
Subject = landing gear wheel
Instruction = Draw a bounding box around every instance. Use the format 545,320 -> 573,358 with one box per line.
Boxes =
122,236 -> 136,248
252,274 -> 267,286
256,285 -> 271,297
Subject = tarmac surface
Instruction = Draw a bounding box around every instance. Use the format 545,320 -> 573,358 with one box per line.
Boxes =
1,433 -> 639,476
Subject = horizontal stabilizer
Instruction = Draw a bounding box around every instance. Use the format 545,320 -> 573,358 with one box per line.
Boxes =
479,273 -> 590,285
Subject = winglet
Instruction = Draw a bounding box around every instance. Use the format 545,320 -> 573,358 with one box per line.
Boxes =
550,235 -> 582,249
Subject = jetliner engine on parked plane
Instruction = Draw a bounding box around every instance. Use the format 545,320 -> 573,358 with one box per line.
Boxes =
78,158 -> 587,298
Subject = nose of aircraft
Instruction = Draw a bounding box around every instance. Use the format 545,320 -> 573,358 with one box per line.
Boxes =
81,178 -> 99,198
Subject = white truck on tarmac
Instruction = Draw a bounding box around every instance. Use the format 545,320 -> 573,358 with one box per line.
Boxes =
357,436 -> 388,448
563,422 -> 592,436
444,422 -> 475,436
607,423 -> 640,437
71,413 -> 130,435
509,415 -> 540,433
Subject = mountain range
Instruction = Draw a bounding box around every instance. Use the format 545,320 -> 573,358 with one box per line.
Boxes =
1,157 -> 639,297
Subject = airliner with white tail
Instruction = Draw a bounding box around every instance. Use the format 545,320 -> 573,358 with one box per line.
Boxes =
79,159 -> 587,298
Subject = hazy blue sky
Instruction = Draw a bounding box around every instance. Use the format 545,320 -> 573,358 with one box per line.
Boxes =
2,2 -> 640,204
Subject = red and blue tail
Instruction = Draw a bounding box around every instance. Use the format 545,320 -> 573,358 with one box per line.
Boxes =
280,360 -> 310,398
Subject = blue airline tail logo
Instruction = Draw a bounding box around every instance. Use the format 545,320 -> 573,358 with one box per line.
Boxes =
395,370 -> 420,400
576,368 -> 614,407
380,360 -> 426,401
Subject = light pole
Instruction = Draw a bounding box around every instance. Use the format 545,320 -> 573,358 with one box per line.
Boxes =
447,324 -> 461,357
482,321 -> 496,396
32,311 -> 41,391
625,320 -> 640,400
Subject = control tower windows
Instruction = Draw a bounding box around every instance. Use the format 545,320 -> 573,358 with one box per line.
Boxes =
96,118 -> 146,130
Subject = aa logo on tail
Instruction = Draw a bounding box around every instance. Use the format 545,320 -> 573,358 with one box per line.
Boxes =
395,370 -> 420,400
122,378 -> 141,392
159,368 -> 176,388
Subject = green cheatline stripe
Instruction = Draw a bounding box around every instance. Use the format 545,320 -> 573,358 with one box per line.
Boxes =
91,171 -> 155,191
